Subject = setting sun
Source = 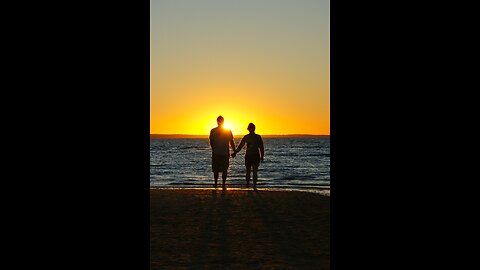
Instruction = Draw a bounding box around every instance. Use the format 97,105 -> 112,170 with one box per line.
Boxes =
222,123 -> 234,133
151,0 -> 329,136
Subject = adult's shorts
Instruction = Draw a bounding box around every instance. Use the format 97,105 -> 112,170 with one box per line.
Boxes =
212,154 -> 229,172
245,154 -> 260,167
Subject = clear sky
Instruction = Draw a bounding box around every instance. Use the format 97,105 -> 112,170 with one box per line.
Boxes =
151,0 -> 329,135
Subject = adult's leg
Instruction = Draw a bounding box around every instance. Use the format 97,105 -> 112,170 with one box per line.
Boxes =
246,165 -> 251,188
222,169 -> 227,189
252,165 -> 259,190
221,155 -> 229,189
212,155 -> 219,188
214,171 -> 219,188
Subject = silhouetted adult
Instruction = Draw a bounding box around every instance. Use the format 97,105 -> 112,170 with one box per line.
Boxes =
231,123 -> 264,190
209,115 -> 236,189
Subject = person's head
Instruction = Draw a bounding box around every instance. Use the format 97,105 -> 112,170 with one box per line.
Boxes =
247,123 -> 255,133
217,115 -> 224,126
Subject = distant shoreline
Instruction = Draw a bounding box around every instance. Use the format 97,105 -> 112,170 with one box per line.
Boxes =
151,134 -> 330,139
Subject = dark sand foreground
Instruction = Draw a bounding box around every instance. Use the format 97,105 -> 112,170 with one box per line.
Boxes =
150,189 -> 330,269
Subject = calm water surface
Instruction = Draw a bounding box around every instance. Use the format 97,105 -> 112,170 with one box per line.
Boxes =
150,137 -> 330,194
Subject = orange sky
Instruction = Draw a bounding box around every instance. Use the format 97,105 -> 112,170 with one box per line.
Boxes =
150,0 -> 329,135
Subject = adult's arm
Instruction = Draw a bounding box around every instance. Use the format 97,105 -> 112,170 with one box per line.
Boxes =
209,130 -> 214,150
259,136 -> 264,161
234,137 -> 246,154
229,131 -> 236,152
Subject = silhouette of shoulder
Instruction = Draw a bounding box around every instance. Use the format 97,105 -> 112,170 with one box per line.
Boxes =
210,127 -> 233,141
244,133 -> 262,142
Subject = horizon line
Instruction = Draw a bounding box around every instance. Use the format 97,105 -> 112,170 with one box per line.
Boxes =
151,133 -> 330,137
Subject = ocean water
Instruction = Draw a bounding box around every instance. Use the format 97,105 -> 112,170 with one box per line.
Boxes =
150,137 -> 330,194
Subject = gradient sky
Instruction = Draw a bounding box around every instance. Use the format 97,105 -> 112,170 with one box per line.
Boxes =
151,0 -> 329,135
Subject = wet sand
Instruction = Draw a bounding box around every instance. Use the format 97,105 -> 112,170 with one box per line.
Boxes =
150,189 -> 330,269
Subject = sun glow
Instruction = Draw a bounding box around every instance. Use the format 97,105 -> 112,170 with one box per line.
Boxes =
222,123 -> 234,133
151,0 -> 330,136
150,105 -> 329,135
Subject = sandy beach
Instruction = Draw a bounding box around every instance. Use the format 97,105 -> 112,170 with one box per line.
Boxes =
150,189 -> 330,269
